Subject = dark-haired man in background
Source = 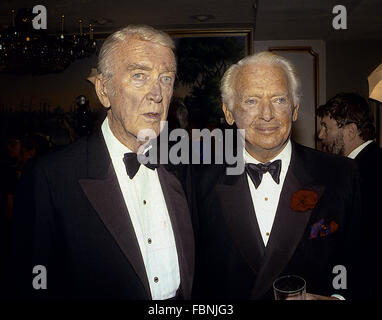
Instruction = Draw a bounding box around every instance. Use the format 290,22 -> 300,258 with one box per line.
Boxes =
318,93 -> 382,299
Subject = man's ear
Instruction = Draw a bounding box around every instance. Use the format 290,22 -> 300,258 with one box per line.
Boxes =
345,123 -> 358,140
222,103 -> 235,125
95,75 -> 111,108
292,104 -> 300,122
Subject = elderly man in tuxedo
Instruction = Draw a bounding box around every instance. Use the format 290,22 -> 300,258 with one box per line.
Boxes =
318,93 -> 382,299
192,52 -> 361,300
13,25 -> 194,300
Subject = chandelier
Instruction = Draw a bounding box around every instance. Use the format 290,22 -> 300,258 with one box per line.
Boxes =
0,8 -> 97,75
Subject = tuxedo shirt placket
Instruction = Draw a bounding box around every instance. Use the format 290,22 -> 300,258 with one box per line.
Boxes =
244,140 -> 292,246
101,119 -> 180,300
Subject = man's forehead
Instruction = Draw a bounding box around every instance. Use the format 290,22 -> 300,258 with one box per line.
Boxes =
234,63 -> 288,87
124,61 -> 176,73
238,63 -> 286,77
321,115 -> 338,126
117,39 -> 175,67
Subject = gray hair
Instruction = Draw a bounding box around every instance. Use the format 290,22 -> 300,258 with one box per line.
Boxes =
98,25 -> 176,80
221,51 -> 302,111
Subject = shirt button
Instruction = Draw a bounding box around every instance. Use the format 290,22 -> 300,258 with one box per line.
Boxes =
143,200 -> 147,205
265,197 -> 268,201
154,277 -> 159,283
266,232 -> 270,236
148,238 -> 152,244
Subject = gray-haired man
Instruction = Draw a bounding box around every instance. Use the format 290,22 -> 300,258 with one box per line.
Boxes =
192,52 -> 361,300
13,25 -> 194,300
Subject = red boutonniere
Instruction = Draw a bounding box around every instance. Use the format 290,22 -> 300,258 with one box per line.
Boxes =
290,189 -> 319,212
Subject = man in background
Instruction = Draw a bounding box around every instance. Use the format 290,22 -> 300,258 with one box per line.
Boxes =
318,92 -> 382,299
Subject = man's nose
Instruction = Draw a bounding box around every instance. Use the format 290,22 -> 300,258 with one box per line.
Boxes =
259,100 -> 274,121
147,80 -> 163,103
318,127 -> 325,140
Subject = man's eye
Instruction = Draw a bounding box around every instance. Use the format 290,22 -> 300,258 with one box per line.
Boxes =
245,99 -> 257,105
161,76 -> 173,84
132,73 -> 145,80
273,97 -> 287,104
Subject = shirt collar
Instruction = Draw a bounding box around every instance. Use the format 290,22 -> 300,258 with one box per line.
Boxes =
244,139 -> 292,173
101,117 -> 132,162
347,140 -> 373,159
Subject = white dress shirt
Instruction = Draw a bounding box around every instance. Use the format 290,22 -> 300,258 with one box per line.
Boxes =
245,140 -> 292,246
101,118 -> 180,300
347,140 -> 373,159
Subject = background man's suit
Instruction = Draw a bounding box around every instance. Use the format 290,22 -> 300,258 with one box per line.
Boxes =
12,128 -> 194,300
354,141 -> 382,299
191,142 -> 361,300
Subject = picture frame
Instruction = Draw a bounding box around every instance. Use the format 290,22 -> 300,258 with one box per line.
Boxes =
166,28 -> 254,55
165,28 -> 254,129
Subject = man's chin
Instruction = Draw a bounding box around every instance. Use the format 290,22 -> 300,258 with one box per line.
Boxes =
135,126 -> 160,141
322,145 -> 329,153
247,136 -> 284,149
246,142 -> 285,153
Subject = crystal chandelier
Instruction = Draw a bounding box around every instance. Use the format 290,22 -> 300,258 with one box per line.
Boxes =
0,8 -> 97,75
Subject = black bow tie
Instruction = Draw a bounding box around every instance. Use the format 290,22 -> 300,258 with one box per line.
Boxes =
245,159 -> 282,189
123,152 -> 159,179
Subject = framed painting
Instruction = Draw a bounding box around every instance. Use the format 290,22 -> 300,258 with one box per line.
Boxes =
165,28 -> 254,129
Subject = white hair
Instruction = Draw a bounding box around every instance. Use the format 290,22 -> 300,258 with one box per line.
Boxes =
98,24 -> 176,80
221,51 -> 302,110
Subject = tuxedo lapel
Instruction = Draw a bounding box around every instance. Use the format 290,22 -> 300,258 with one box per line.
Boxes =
250,143 -> 325,299
78,130 -> 151,299
216,172 -> 265,276
157,165 -> 194,299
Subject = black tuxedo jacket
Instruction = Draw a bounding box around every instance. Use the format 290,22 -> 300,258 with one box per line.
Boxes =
191,142 -> 361,300
12,128 -> 194,300
354,141 -> 382,299
354,141 -> 382,217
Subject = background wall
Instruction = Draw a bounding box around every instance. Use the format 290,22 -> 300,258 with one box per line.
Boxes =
326,39 -> 382,99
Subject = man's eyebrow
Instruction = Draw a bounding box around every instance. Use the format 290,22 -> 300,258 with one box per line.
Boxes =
272,93 -> 288,97
126,63 -> 152,71
164,65 -> 176,73
243,94 -> 263,98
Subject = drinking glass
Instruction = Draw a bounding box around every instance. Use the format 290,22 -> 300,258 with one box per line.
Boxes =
273,275 -> 306,300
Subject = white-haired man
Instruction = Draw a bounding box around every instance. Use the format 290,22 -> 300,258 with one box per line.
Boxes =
192,52 -> 361,300
13,25 -> 194,300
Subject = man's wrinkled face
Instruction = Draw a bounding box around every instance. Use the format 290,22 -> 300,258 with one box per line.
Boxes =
318,115 -> 345,155
102,38 -> 176,147
223,63 -> 299,159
